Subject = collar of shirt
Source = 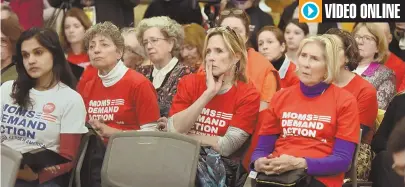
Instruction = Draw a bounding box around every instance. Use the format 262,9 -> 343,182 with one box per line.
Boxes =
152,57 -> 178,89
279,56 -> 291,79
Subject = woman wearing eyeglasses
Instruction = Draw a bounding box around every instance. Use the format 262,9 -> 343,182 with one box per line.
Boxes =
168,26 -> 260,186
326,28 -> 378,181
135,16 -> 192,117
352,23 -> 396,110
217,7 -> 280,170
1,15 -> 23,85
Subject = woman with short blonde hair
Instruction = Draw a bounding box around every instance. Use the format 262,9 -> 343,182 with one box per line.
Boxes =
252,35 -> 360,187
352,22 -> 396,110
168,26 -> 260,186
136,16 -> 191,117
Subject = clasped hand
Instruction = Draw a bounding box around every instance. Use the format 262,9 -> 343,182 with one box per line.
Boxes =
254,154 -> 306,175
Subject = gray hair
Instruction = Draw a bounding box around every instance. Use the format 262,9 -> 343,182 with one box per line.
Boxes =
84,21 -> 125,53
121,27 -> 147,59
136,16 -> 184,58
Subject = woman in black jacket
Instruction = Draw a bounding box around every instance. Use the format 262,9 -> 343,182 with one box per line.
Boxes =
370,92 -> 405,187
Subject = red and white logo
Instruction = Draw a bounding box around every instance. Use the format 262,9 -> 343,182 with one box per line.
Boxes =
43,103 -> 56,113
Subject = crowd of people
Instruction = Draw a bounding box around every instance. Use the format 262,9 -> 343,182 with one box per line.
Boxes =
1,0 -> 405,187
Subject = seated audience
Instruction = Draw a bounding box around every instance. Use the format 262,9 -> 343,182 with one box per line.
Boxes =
181,23 -> 206,73
251,35 -> 360,187
352,22 -> 396,110
136,16 -> 192,117
80,22 -> 161,142
1,15 -> 23,84
1,28 -> 87,187
168,26 -> 260,186
370,92 -> 405,187
257,26 -> 299,88
121,27 -> 149,71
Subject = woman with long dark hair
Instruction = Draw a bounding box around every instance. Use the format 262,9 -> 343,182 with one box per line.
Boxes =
1,28 -> 88,187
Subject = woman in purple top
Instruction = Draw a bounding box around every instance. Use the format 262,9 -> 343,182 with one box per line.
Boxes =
251,35 -> 360,187
352,23 -> 396,110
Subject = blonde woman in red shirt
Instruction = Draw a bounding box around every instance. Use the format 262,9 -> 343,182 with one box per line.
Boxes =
168,26 -> 260,186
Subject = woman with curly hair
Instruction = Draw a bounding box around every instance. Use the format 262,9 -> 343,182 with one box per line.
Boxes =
79,22 -> 161,142
136,16 -> 192,117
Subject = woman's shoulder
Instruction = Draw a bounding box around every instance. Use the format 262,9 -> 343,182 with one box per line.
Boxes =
376,64 -> 395,78
329,84 -> 358,105
119,69 -> 155,87
58,83 -> 84,101
173,62 -> 193,76
1,80 -> 15,90
351,75 -> 377,95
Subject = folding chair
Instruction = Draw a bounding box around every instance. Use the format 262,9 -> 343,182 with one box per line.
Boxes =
101,131 -> 200,187
1,145 -> 22,187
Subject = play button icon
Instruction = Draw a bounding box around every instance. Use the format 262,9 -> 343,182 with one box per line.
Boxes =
301,2 -> 320,21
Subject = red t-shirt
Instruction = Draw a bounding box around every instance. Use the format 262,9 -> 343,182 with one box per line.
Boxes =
67,53 -> 90,68
259,84 -> 360,187
280,63 -> 299,89
385,53 -> 405,91
400,75 -> 405,92
77,65 -> 98,93
343,75 -> 378,144
80,69 -> 160,131
169,74 -> 260,136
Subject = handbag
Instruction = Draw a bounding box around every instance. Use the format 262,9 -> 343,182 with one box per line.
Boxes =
255,169 -> 310,187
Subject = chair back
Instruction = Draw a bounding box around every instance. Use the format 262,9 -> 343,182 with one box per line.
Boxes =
1,145 -> 22,187
101,131 -> 200,187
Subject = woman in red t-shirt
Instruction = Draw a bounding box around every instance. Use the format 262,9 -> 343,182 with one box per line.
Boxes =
60,8 -> 92,68
60,8 -> 98,90
325,29 -> 378,181
257,26 -> 299,89
79,22 -> 160,141
168,27 -> 260,172
252,35 -> 360,187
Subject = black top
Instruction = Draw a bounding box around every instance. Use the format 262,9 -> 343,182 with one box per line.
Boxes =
271,55 -> 286,71
371,93 -> 405,153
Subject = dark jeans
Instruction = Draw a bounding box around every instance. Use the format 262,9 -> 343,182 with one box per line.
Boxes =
14,179 -> 60,187
370,151 -> 405,187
